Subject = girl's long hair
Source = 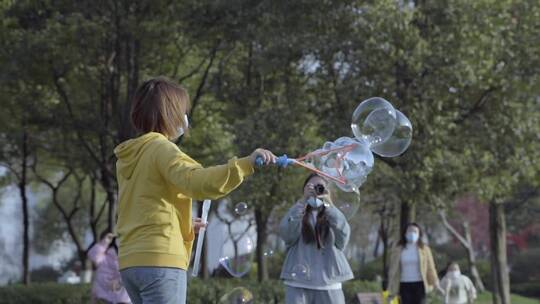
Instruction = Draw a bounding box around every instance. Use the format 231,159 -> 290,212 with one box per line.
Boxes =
301,174 -> 330,249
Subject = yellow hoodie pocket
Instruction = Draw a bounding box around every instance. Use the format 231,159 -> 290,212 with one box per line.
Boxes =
146,205 -> 173,238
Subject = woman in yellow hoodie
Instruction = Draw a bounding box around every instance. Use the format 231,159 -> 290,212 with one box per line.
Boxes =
114,77 -> 276,304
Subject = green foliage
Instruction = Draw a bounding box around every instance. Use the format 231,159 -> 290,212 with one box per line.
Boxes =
353,257 -> 383,282
2,280 -> 537,303
427,291 -> 540,304
511,282 -> 540,299
0,279 -> 380,304
508,248 -> 540,298
1,0 -> 539,290
28,266 -> 61,283
475,292 -> 540,304
0,283 -> 91,304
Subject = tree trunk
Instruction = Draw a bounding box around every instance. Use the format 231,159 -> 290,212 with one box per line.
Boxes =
400,201 -> 415,236
463,222 -> 485,292
19,130 -> 30,285
81,259 -> 93,283
381,222 -> 389,290
89,176 -> 98,243
489,201 -> 511,304
119,35 -> 139,142
373,227 -> 381,258
255,208 -> 269,282
439,211 -> 486,292
101,167 -> 117,232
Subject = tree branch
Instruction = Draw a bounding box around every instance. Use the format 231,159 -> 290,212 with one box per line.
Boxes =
52,70 -> 104,168
0,163 -> 22,181
94,197 -> 108,226
189,40 -> 221,118
438,210 -> 470,249
454,86 -> 498,124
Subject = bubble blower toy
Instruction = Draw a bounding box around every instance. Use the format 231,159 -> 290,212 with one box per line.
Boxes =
255,142 -> 359,186
191,199 -> 211,277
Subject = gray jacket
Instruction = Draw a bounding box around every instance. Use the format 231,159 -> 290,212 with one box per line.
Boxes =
279,201 -> 354,286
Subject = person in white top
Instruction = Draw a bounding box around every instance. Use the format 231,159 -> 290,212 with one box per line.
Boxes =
387,223 -> 442,304
440,262 -> 477,304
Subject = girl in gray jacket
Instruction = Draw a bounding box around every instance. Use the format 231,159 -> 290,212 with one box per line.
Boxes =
280,174 -> 354,304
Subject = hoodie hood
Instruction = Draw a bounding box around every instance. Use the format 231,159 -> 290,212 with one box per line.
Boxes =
114,132 -> 165,179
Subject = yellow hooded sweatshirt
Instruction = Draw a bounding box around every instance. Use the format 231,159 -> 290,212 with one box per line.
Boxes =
114,132 -> 254,270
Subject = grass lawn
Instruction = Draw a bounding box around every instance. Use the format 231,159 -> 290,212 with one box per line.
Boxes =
475,292 -> 540,304
429,292 -> 539,304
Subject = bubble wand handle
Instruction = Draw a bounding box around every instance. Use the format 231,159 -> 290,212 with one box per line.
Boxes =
191,199 -> 211,277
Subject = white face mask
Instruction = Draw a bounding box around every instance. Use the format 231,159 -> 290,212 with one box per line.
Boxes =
176,114 -> 189,138
306,197 -> 323,208
449,270 -> 461,279
405,232 -> 419,244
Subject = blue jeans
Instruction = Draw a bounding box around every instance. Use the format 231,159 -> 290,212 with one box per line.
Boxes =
120,267 -> 187,304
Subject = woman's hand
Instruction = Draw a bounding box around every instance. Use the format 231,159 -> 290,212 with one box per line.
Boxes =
192,218 -> 207,234
249,148 -> 277,165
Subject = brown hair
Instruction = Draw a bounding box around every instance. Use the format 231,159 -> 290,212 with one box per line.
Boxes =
398,222 -> 425,248
130,77 -> 190,139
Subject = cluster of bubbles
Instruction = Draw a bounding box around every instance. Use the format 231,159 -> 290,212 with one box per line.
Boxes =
307,97 -> 412,216
218,98 -> 410,299
351,97 -> 413,158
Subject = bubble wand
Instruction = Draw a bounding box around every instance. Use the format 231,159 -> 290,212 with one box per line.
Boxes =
255,143 -> 358,185
191,199 -> 211,277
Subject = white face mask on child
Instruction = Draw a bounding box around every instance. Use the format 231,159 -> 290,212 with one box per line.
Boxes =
176,115 -> 189,138
307,197 -> 324,208
449,270 -> 461,279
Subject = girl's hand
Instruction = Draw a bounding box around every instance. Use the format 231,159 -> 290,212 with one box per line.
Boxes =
193,218 -> 207,234
303,183 -> 318,199
249,148 -> 277,165
103,233 -> 115,245
436,283 -> 445,295
303,184 -> 332,207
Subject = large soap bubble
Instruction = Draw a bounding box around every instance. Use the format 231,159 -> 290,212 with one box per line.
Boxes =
329,185 -> 361,220
290,264 -> 310,280
219,236 -> 255,278
351,97 -> 397,146
311,137 -> 373,192
370,110 -> 412,157
333,137 -> 374,192
219,287 -> 254,304
234,202 -> 249,216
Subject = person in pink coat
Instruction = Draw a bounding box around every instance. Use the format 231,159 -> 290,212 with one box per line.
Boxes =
88,231 -> 131,304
